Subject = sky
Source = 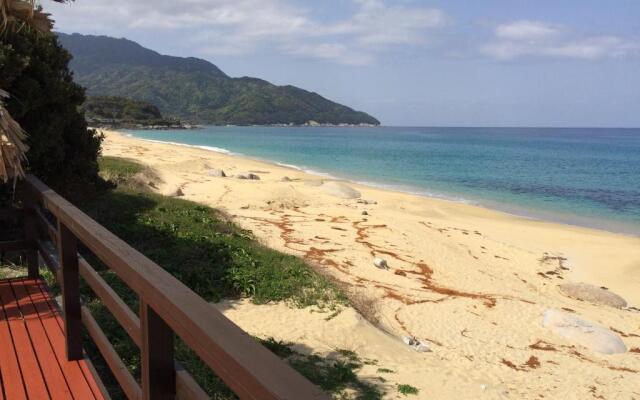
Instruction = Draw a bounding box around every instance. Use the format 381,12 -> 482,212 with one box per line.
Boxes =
46,0 -> 640,127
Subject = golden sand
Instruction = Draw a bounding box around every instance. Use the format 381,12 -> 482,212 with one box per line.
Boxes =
102,130 -> 640,399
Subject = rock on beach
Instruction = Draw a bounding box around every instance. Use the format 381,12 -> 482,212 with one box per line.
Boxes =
235,172 -> 260,180
207,168 -> 226,177
559,282 -> 627,309
542,309 -> 627,354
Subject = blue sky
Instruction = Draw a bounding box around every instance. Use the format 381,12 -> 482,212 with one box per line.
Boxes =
48,0 -> 640,127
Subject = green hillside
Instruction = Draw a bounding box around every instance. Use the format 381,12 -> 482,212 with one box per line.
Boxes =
57,33 -> 380,126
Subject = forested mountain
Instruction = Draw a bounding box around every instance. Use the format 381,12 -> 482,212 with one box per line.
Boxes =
57,33 -> 380,126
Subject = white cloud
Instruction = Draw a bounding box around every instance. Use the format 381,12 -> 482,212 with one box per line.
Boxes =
327,1 -> 448,47
482,20 -> 639,61
495,20 -> 560,41
282,43 -> 373,65
46,0 -> 447,66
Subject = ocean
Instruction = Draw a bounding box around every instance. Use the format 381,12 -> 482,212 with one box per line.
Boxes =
124,126 -> 640,235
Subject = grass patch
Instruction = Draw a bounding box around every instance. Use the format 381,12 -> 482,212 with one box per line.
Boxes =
98,156 -> 144,183
376,368 -> 394,374
397,384 -> 419,396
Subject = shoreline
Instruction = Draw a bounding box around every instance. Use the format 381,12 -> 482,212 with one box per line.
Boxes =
108,129 -> 640,304
122,130 -> 639,237
101,129 -> 640,399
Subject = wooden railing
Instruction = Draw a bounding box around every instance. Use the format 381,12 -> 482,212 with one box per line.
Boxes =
0,175 -> 328,400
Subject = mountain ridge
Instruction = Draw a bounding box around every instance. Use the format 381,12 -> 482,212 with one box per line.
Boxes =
57,33 -> 380,126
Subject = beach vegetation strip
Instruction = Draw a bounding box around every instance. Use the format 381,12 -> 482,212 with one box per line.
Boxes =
91,156 -> 346,307
51,156 -> 386,398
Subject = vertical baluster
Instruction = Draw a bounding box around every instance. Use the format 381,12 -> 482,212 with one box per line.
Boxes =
58,222 -> 83,360
141,301 -> 176,400
20,182 -> 39,278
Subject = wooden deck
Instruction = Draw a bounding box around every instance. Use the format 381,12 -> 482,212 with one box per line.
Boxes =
0,277 -> 107,400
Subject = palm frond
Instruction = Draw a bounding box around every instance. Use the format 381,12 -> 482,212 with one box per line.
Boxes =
1,0 -> 70,34
0,89 -> 29,183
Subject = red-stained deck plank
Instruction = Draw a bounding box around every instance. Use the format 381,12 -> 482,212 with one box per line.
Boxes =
0,279 -> 50,399
0,278 -> 108,400
0,284 -> 27,400
27,279 -> 104,400
10,280 -> 73,399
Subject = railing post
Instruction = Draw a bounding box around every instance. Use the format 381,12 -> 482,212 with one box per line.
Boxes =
58,222 -> 83,361
141,301 -> 176,400
19,181 -> 39,278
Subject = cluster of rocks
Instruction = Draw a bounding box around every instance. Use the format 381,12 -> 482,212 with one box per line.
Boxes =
357,199 -> 377,205
234,172 -> 260,180
206,168 -> 261,180
542,282 -> 631,354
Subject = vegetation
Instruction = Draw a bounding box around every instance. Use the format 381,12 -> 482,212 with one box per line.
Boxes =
72,157 -> 376,398
87,157 -> 344,307
260,340 -> 382,400
57,33 -> 380,126
397,384 -> 419,396
0,28 -> 102,187
0,0 -> 71,183
81,96 -> 188,128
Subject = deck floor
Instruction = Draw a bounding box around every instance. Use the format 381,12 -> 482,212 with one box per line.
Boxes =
0,277 -> 107,400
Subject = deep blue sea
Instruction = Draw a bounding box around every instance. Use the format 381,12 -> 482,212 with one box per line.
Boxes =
125,126 -> 640,235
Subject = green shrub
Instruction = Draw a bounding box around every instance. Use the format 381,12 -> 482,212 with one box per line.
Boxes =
0,29 -> 102,188
397,384 -> 419,396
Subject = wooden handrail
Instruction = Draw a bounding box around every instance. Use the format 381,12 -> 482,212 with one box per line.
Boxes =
21,175 -> 328,400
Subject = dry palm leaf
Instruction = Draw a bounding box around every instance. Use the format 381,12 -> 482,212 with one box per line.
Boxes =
1,0 -> 70,33
0,90 -> 29,183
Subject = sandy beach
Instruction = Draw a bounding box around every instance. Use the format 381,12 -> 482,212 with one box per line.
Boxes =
102,130 -> 640,399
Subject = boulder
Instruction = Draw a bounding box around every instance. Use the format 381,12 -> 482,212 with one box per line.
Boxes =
207,168 -> 226,177
280,176 -> 292,182
542,309 -> 627,354
361,210 -> 369,216
321,181 -> 361,199
235,172 -> 260,180
559,282 -> 627,309
374,257 -> 388,269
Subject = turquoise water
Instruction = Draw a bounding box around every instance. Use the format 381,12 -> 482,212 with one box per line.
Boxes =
125,126 -> 640,235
